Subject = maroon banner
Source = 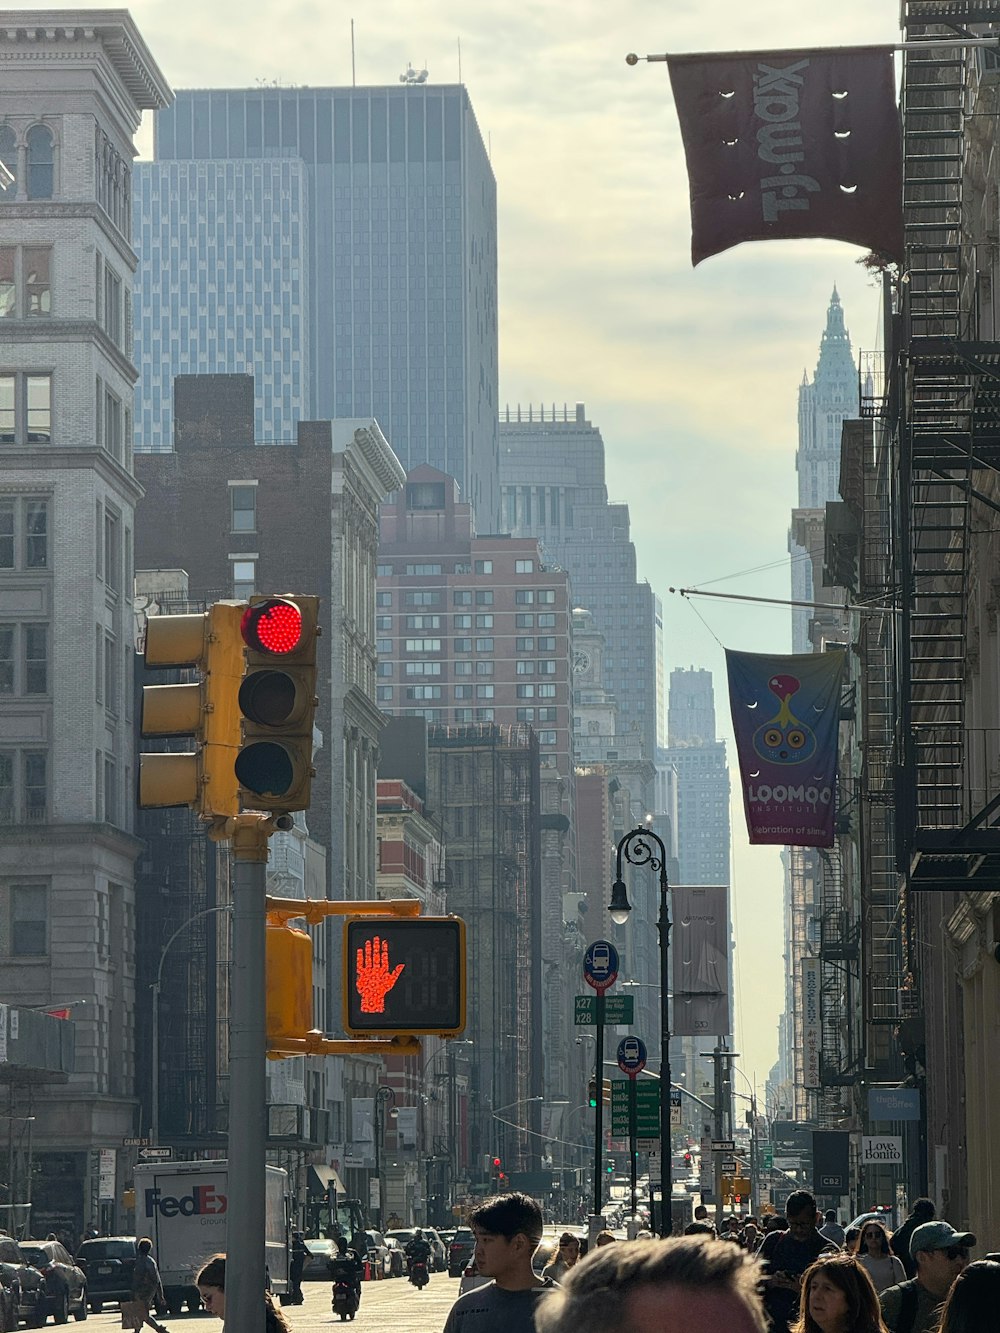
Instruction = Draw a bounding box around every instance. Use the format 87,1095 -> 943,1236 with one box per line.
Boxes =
667,47 -> 903,266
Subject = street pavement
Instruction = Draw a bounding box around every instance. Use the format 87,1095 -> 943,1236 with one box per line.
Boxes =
81,1272 -> 463,1333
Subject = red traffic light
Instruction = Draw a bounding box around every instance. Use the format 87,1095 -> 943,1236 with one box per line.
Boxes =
241,598 -> 303,655
492,1158 -> 501,1169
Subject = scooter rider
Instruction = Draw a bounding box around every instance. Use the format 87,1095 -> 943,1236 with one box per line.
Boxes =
330,1235 -> 363,1306
405,1228 -> 432,1277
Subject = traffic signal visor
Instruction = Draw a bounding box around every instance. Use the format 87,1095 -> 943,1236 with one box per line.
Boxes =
236,595 -> 319,813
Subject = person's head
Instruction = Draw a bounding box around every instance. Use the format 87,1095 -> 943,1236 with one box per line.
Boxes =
764,1214 -> 788,1233
685,1221 -> 717,1238
859,1222 -> 890,1257
694,1205 -> 709,1221
911,1221 -> 975,1297
824,1211 -> 838,1225
785,1191 -> 820,1242
196,1253 -> 226,1320
844,1227 -> 861,1255
594,1231 -> 617,1247
335,1236 -> 348,1255
909,1197 -> 935,1223
137,1238 -> 153,1256
938,1259 -> 1000,1333
534,1235 -> 768,1333
469,1192 -> 543,1285
413,1228 -> 423,1240
793,1253 -> 883,1333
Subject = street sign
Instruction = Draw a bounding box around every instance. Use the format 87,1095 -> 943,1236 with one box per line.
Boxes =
574,994 -> 634,1025
123,1137 -> 150,1148
711,1139 -> 736,1153
670,1088 -> 682,1128
861,1135 -> 903,1165
639,1139 -> 661,1155
617,1036 -> 647,1077
139,1147 -> 173,1160
583,939 -> 619,994
762,1146 -> 774,1169
611,1079 -> 659,1136
722,1158 -> 737,1173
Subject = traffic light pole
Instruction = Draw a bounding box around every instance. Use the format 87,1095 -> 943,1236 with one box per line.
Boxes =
227,815 -> 272,1333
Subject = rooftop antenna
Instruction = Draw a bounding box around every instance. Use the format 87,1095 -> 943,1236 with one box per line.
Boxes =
457,36 -> 462,84
400,62 -> 429,84
351,18 -> 356,87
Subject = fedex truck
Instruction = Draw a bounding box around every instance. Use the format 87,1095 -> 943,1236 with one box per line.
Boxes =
133,1160 -> 290,1314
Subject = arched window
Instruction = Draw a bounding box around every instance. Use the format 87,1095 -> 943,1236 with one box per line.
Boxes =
0,126 -> 15,194
26,125 -> 54,199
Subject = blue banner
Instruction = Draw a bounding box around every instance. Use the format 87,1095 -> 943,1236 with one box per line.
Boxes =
726,648 -> 846,847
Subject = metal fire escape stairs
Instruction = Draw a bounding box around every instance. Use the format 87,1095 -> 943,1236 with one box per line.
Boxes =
899,5 -> 1000,886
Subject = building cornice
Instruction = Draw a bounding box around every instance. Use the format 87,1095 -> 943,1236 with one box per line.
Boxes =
1,819 -> 144,857
336,419 -> 406,498
0,201 -> 139,269
0,317 -> 137,384
1,446 -> 144,501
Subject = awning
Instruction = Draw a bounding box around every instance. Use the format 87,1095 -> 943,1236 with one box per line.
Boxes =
308,1164 -> 347,1196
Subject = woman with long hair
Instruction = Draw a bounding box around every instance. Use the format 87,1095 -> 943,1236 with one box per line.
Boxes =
855,1222 -> 906,1294
195,1253 -> 293,1333
791,1253 -> 889,1333
937,1260 -> 1000,1333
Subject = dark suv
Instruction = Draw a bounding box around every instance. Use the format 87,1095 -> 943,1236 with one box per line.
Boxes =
448,1228 -> 475,1278
75,1238 -> 136,1314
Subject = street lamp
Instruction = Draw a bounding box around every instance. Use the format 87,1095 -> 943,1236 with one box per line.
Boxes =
151,905 -> 233,1144
606,825 -> 673,1237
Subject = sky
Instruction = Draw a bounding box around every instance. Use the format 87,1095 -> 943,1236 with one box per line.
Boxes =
43,0 -> 902,1095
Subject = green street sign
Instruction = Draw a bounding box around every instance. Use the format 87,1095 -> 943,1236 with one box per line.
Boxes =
762,1146 -> 774,1169
610,1079 -> 660,1136
574,994 -> 634,1025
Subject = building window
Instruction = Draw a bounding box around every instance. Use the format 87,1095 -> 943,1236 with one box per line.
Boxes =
405,563 -> 442,576
376,563 -> 393,576
454,708 -> 473,722
537,637 -> 556,651
406,481 -> 446,510
0,249 -> 12,316
26,125 -> 54,200
404,638 -> 441,652
453,615 -> 472,630
377,592 -> 392,607
475,638 -> 494,654
515,559 -> 534,574
454,684 -> 472,699
516,708 -> 535,722
404,591 -> 440,607
406,685 -> 442,700
475,708 -> 494,721
0,498 -> 48,570
516,614 -> 534,628
476,684 -> 494,699
474,559 -> 493,574
0,247 -> 52,318
376,685 -> 393,701
515,590 -> 535,605
538,684 -> 557,698
538,590 -> 556,604
516,684 -> 535,699
232,558 -> 256,599
376,638 -> 393,654
539,660 -> 557,675
475,660 -> 494,676
376,616 -> 392,631
11,882 -> 47,955
0,127 -> 16,194
475,590 -> 493,606
453,590 -> 472,606
454,640 -> 472,656
405,662 -> 442,676
0,373 -> 51,446
516,660 -> 535,675
377,662 -> 393,677
538,730 -> 557,746
538,613 -> 556,628
516,637 -> 534,652
454,660 -> 472,676
101,382 -> 121,459
406,615 -> 440,630
538,707 -> 557,722
475,614 -> 493,629
230,483 -> 257,532
0,751 -> 46,824
23,625 -> 47,694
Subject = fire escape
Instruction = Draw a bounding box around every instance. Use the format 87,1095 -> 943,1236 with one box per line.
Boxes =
897,3 -> 1000,887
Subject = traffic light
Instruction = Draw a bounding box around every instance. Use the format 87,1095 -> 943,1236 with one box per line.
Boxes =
236,595 -> 320,813
139,601 -> 244,818
342,917 -> 467,1035
587,1078 -> 612,1107
266,915 -> 313,1043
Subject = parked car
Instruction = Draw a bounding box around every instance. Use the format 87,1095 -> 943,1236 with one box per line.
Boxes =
19,1241 -> 87,1324
75,1237 -> 137,1313
383,1237 -> 406,1279
447,1228 -> 475,1277
0,1252 -> 17,1333
0,1236 -> 49,1327
385,1228 -> 447,1273
358,1232 -> 393,1279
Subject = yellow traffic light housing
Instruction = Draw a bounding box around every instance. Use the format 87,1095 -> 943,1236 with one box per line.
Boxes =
343,916 -> 466,1036
138,602 -> 244,819
266,914 -> 314,1042
236,595 -> 320,814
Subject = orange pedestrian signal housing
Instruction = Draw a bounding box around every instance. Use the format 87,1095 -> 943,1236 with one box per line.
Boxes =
266,915 -> 314,1041
342,916 -> 466,1036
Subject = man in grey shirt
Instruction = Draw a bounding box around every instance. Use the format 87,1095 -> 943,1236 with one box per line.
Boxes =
443,1193 -> 556,1333
880,1220 -> 974,1333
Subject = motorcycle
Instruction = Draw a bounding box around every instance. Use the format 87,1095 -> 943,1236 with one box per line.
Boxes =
332,1281 -> 359,1321
408,1259 -> 429,1290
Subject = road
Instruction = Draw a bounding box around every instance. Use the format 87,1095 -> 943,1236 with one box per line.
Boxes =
82,1273 -> 462,1333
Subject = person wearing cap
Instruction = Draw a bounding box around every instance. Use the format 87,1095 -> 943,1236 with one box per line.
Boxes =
879,1220 -> 975,1333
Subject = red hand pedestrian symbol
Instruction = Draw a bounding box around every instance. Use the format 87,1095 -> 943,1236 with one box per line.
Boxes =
355,935 -> 405,1013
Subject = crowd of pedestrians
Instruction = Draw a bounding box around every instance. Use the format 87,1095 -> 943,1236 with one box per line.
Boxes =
440,1188 -> 995,1333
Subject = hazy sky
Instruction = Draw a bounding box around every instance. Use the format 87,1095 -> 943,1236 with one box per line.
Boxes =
51,0 -> 900,1094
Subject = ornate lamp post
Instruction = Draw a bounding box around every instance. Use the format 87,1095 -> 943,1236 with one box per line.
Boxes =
608,825 -> 672,1237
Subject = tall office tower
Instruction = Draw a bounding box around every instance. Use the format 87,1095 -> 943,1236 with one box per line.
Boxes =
133,159 -> 310,448
136,84 -> 500,528
499,403 -> 663,765
790,288 -> 858,650
377,467 -> 576,1104
0,13 -> 170,1237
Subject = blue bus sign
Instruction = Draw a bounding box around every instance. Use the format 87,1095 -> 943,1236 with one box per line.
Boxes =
583,939 -> 620,994
617,1035 -> 647,1077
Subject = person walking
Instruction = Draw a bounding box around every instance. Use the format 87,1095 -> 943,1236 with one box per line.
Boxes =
792,1253 -> 888,1333
855,1223 -> 905,1295
936,1258 -> 1000,1333
196,1253 -> 293,1333
541,1233 -> 580,1282
888,1200 -> 935,1281
443,1193 -> 555,1333
288,1231 -> 307,1305
819,1212 -> 846,1249
534,1233 -> 768,1333
879,1221 -> 974,1333
130,1238 -> 165,1325
758,1191 -> 839,1332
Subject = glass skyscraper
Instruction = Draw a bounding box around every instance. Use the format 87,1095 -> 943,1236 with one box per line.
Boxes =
135,85 -> 499,528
